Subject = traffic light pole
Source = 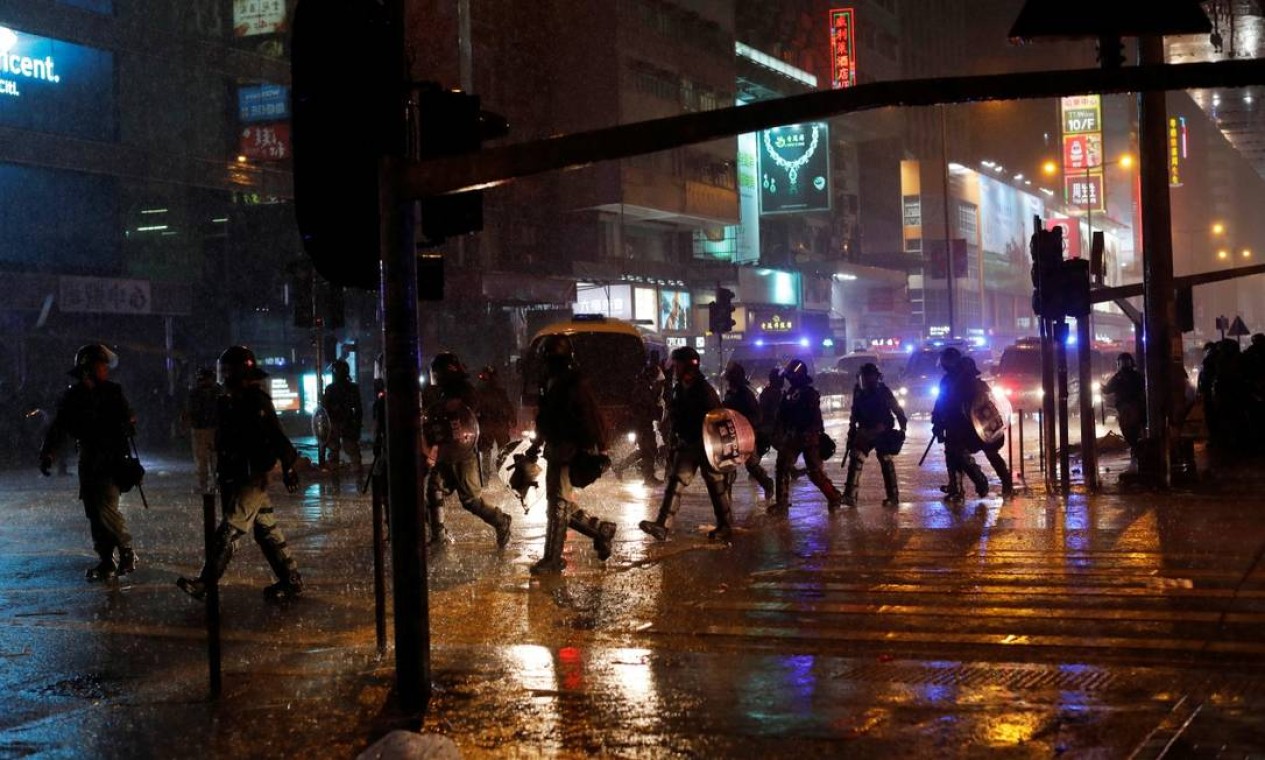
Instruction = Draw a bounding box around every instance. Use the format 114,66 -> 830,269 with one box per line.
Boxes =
379,157 -> 431,716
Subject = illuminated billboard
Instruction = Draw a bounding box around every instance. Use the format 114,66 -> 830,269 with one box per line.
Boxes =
1060,95 -> 1105,213
238,83 -> 290,123
759,122 -> 831,215
659,290 -> 692,332
829,9 -> 856,89
0,24 -> 115,141
239,122 -> 291,161
233,0 -> 286,37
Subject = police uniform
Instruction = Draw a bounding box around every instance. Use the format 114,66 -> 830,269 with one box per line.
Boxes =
722,368 -> 775,499
932,355 -> 989,500
186,371 -> 222,494
178,346 -> 304,601
843,372 -> 907,507
321,363 -> 363,484
1104,359 -> 1146,450
532,338 -> 617,573
957,360 -> 1013,497
616,360 -> 665,484
40,345 -> 138,581
772,360 -> 843,513
474,368 -> 517,482
639,348 -> 735,541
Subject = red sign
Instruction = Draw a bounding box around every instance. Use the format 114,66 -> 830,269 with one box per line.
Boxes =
1064,173 -> 1105,213
1062,133 -> 1102,171
239,122 -> 290,161
829,9 -> 856,89
1047,217 -> 1082,258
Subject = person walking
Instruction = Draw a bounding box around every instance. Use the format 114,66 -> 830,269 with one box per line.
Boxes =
639,347 -> 736,541
39,344 -> 139,581
530,335 -> 617,573
721,362 -> 774,500
931,347 -> 988,501
321,359 -> 363,488
770,359 -> 843,514
841,363 -> 907,507
1103,352 -> 1146,457
474,365 -> 518,483
177,346 -> 304,601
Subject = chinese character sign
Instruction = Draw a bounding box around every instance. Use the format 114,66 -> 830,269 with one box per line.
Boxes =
233,0 -> 286,37
829,9 -> 856,89
239,122 -> 291,161
59,276 -> 151,314
1168,116 -> 1186,188
1060,95 -> 1105,212
237,83 -> 290,123
1062,133 -> 1102,171
1064,174 -> 1105,213
759,122 -> 831,215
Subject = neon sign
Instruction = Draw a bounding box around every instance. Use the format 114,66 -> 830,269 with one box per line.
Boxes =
760,314 -> 795,333
829,9 -> 856,89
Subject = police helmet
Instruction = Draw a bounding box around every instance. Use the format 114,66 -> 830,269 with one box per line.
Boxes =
859,362 -> 882,378
1117,352 -> 1135,369
939,347 -> 962,371
430,352 -> 466,385
539,334 -> 575,373
218,345 -> 266,386
724,361 -> 747,386
768,367 -> 782,383
960,356 -> 980,376
69,344 -> 118,377
782,358 -> 811,386
330,359 -> 351,379
670,346 -> 701,368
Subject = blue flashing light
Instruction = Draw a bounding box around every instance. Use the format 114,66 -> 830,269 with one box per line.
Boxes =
1066,333 -> 1078,346
930,384 -> 940,399
905,344 -> 915,353
755,339 -> 765,347
822,338 -> 835,348
799,337 -> 810,348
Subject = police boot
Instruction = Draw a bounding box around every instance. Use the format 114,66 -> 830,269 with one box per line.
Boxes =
750,462 -> 775,501
704,477 -> 735,543
86,551 -> 117,582
117,547 -> 138,576
639,478 -> 682,541
842,454 -> 862,508
809,467 -> 844,513
255,523 -> 303,601
769,468 -> 791,515
879,455 -> 900,507
177,524 -> 240,600
963,457 -> 990,498
531,502 -> 570,574
569,507 -> 616,561
468,498 -> 513,550
427,502 -> 453,547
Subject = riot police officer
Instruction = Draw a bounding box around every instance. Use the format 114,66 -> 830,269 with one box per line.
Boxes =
1103,352 -> 1146,453
722,362 -> 774,500
185,367 -> 221,495
40,344 -> 139,581
321,359 -> 363,487
422,353 -> 512,549
932,347 -> 988,501
639,346 -> 735,541
530,335 -> 617,573
842,363 -> 907,507
177,346 -> 304,601
771,359 -> 843,513
958,357 -> 1013,497
616,351 -> 666,485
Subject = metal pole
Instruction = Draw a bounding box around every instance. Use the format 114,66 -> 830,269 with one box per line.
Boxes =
202,492 -> 221,700
1037,406 -> 1045,475
1018,409 -> 1026,483
1056,321 -> 1071,493
457,0 -> 473,92
1077,316 -> 1097,490
371,469 -> 388,655
939,105 -> 955,336
315,270 -> 326,469
380,157 -> 430,715
1041,318 -> 1057,483
1138,36 -> 1177,488
1007,412 -> 1014,482
164,315 -> 176,397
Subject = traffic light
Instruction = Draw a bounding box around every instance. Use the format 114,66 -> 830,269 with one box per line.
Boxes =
291,0 -> 405,290
1030,226 -> 1065,320
709,287 -> 737,334
417,86 -> 509,246
1060,258 -> 1091,318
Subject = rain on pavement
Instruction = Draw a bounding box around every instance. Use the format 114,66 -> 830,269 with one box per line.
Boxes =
4,409 -> 1265,758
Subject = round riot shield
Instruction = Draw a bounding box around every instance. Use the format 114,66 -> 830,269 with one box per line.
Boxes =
312,405 -> 332,447
702,408 -> 756,472
497,438 -> 548,513
423,398 -> 480,459
970,383 -> 1012,446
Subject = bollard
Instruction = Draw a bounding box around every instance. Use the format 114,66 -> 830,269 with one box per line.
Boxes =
202,492 -> 222,699
1018,410 -> 1026,482
371,472 -> 388,655
1037,407 -> 1045,476
1007,413 -> 1014,482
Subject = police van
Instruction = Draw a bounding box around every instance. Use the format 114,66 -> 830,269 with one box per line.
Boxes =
519,315 -> 667,442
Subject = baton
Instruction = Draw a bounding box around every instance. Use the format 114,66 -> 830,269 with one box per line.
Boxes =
129,436 -> 150,509
917,436 -> 936,467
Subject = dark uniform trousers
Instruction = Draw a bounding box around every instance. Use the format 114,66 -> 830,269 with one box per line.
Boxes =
80,468 -> 130,560
425,451 -> 507,539
655,442 -> 733,530
774,431 -> 841,509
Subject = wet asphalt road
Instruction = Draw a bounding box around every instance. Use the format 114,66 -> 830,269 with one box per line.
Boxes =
4,414 -> 1265,758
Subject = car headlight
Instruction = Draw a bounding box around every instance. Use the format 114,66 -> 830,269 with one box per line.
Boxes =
626,431 -> 637,444
1091,381 -> 1102,393
1093,394 -> 1103,405
1036,387 -> 1045,399
898,386 -> 908,396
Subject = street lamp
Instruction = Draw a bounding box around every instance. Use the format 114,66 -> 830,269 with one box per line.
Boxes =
1040,153 -> 1134,272
1243,248 -> 1252,259
1212,221 -> 1226,236
1218,249 -> 1230,260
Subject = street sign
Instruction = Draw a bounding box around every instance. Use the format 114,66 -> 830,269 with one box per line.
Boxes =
1229,315 -> 1250,337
